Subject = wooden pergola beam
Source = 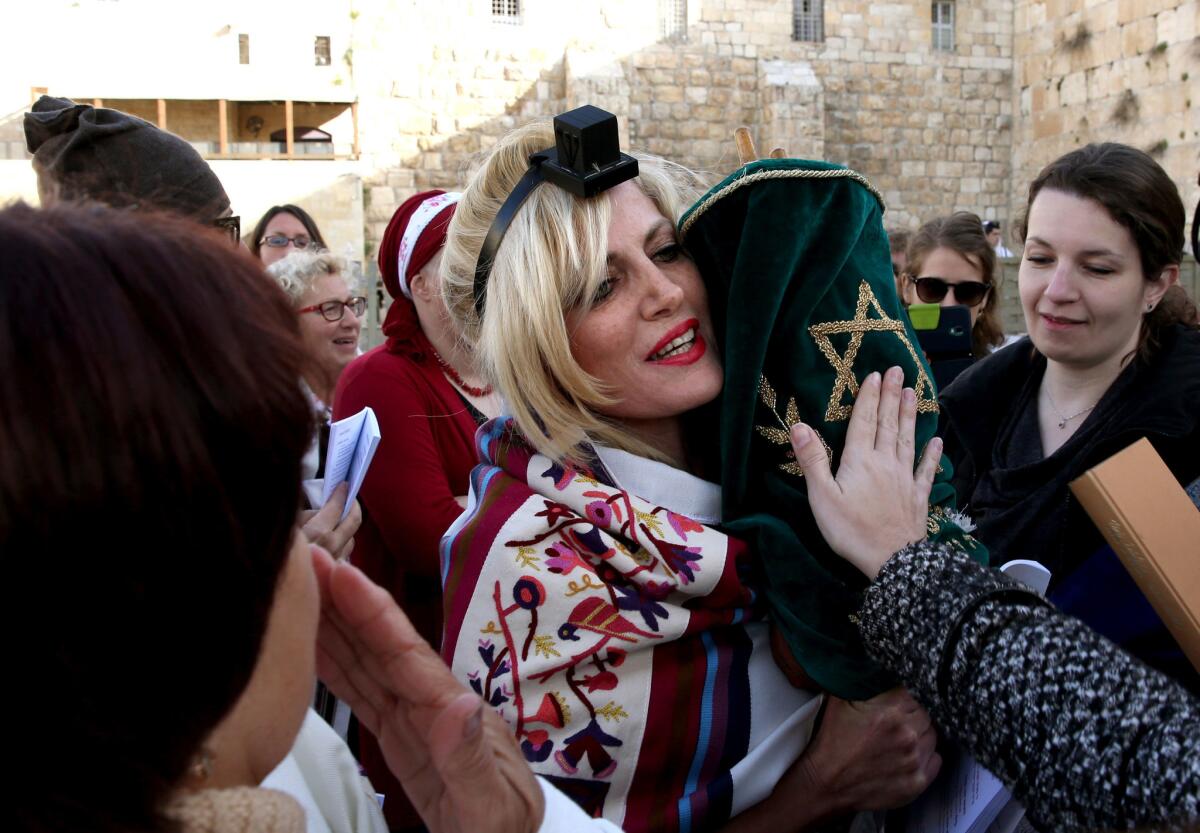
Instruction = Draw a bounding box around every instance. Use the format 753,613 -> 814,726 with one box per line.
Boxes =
218,99 -> 229,155
284,100 -> 295,159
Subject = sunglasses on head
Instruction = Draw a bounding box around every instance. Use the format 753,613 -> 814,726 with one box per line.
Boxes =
910,276 -> 990,307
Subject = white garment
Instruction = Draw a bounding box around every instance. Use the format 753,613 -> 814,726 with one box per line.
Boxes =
993,243 -> 1014,258
262,710 -> 387,833
299,379 -> 333,483
992,333 -> 1025,352
594,445 -> 722,524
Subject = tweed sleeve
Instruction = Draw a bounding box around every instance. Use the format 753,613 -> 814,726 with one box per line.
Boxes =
858,541 -> 1200,832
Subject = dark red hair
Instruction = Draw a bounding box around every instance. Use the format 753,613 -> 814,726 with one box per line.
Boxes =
0,202 -> 312,833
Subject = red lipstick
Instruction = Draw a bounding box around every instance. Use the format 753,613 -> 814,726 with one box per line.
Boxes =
645,318 -> 706,366
645,318 -> 700,361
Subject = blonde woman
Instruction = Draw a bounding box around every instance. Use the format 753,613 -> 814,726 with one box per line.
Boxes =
435,121 -> 939,833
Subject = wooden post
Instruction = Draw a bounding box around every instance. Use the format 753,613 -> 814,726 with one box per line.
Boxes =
284,100 -> 295,159
351,100 -> 360,158
92,98 -> 103,109
218,99 -> 229,156
156,98 -> 167,130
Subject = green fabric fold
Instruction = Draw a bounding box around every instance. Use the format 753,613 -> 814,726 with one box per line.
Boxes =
681,158 -> 987,699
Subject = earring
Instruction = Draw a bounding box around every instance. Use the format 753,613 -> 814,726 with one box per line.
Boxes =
1146,302 -> 1154,312
189,748 -> 214,782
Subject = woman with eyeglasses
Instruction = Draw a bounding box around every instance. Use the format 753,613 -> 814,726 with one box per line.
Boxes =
268,250 -> 365,480
939,143 -> 1200,692
252,204 -> 329,267
900,212 -> 1007,358
331,191 -> 502,831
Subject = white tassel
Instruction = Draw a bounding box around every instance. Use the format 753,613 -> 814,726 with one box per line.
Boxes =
945,508 -> 976,533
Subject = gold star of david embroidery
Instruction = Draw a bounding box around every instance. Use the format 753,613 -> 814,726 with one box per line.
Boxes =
808,280 -> 938,422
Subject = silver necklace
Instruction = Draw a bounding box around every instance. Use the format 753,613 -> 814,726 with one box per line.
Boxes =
1043,386 -> 1097,430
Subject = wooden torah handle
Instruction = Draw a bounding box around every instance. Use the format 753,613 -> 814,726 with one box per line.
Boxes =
734,127 -> 758,166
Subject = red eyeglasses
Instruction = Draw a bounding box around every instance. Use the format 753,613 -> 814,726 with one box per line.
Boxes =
297,296 -> 367,322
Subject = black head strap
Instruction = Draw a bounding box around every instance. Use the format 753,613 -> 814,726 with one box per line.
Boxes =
472,150 -> 550,316
470,105 -> 639,317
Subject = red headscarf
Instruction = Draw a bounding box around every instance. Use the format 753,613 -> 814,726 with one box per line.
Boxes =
378,190 -> 459,340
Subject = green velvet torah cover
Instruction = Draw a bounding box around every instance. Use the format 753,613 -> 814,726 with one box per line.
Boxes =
679,158 -> 987,699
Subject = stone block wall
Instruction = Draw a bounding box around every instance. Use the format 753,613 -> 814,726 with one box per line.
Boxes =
679,0 -> 1017,230
10,0 -> 1183,274
621,48 -> 777,172
1009,0 -> 1198,230
350,0 -> 596,248
349,0 -> 1021,257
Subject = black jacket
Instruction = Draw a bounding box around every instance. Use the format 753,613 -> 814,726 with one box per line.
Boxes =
939,325 -> 1200,688
940,325 -> 1199,575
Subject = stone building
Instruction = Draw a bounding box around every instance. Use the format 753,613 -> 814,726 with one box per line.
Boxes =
1,0 -> 1195,299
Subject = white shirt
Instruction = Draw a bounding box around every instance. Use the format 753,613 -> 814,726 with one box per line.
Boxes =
263,710 -> 387,833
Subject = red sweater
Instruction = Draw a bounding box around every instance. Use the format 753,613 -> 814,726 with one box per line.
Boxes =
332,325 -> 480,831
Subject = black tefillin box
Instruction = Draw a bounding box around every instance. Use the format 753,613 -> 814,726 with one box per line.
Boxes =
538,105 -> 639,198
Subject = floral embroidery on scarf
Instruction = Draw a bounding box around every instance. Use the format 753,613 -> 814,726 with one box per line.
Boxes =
443,420 -> 767,829
455,457 -> 739,780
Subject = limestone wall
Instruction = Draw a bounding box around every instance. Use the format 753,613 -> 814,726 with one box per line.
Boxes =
2,0 -> 1193,273
1009,0 -> 1198,234
684,0 -> 1016,231
349,0 -> 1021,255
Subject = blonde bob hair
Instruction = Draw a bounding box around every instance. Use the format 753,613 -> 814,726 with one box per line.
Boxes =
442,121 -> 709,466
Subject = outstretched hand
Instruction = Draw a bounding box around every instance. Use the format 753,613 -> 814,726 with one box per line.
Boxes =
311,547 -> 544,833
789,366 -> 941,579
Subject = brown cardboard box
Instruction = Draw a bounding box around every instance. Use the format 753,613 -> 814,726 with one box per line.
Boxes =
1069,438 -> 1200,673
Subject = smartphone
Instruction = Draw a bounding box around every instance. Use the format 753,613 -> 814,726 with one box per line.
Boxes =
906,303 -> 974,389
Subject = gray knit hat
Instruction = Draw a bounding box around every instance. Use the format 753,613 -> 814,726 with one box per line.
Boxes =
24,96 -> 230,221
